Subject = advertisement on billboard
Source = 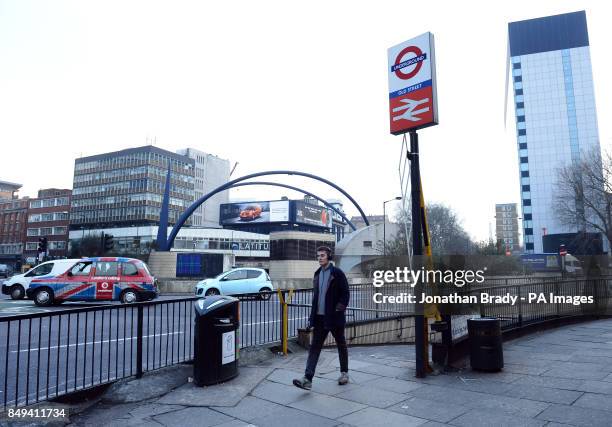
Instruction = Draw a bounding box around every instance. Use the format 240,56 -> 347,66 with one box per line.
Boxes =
294,201 -> 332,229
387,32 -> 438,134
220,200 -> 290,225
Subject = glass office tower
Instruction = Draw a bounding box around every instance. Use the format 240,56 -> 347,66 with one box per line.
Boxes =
508,11 -> 601,253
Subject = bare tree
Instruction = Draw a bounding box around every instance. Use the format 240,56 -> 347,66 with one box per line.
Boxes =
554,148 -> 612,249
384,203 -> 474,256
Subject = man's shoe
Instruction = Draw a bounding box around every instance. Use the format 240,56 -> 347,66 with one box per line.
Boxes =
338,372 -> 349,385
293,376 -> 312,390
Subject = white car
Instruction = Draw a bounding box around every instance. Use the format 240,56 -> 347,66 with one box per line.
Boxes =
1,259 -> 81,300
194,268 -> 274,300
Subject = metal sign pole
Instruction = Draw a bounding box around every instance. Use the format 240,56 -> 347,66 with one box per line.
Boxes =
408,130 -> 426,378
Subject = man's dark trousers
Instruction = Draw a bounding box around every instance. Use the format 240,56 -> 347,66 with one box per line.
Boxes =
305,315 -> 348,380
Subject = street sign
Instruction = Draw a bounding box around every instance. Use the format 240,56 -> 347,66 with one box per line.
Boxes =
388,32 -> 438,134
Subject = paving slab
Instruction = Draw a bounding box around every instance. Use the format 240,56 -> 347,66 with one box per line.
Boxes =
365,377 -> 424,394
501,383 -> 583,404
250,380 -> 310,405
388,396 -> 469,423
334,385 -> 407,408
211,396 -> 284,421
449,408 -> 546,427
540,367 -> 609,381
511,374 -> 584,391
288,392 -> 367,419
128,403 -> 185,419
337,406 -> 428,427
157,366 -> 273,407
571,392 -> 612,412
320,369 -> 379,384
152,407 -> 233,427
248,405 -> 338,427
576,379 -> 612,394
211,420 -> 253,427
537,403 -> 612,426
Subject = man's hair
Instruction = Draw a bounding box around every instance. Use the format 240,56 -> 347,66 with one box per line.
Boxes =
316,246 -> 332,258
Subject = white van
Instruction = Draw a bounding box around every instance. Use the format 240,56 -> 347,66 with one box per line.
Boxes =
1,259 -> 81,300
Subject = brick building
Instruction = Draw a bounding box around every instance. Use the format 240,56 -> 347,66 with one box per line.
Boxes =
0,198 -> 29,269
23,189 -> 72,262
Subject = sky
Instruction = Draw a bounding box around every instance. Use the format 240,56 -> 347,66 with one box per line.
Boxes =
0,0 -> 610,241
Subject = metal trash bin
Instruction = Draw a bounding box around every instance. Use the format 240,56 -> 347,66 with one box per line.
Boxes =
193,295 -> 240,386
468,318 -> 503,371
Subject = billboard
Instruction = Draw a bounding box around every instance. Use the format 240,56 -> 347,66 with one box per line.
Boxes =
294,201 -> 332,229
387,32 -> 438,134
220,200 -> 290,225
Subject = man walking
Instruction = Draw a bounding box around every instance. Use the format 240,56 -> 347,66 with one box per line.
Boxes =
293,246 -> 350,390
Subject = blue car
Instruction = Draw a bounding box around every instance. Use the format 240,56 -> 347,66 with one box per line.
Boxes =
194,268 -> 273,300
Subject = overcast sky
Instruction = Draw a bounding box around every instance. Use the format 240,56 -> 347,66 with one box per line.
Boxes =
1,1 -> 610,241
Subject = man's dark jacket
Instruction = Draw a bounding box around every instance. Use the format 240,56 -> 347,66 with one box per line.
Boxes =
309,264 -> 350,329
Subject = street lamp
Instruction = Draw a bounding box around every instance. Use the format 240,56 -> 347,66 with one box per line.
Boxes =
383,197 -> 402,256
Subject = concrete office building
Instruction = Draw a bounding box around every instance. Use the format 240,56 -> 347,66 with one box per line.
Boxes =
176,148 -> 230,227
509,11 -> 602,253
70,146 -> 195,231
495,203 -> 521,253
0,180 -> 21,201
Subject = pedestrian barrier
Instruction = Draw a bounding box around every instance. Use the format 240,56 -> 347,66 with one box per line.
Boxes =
1,276 -> 609,411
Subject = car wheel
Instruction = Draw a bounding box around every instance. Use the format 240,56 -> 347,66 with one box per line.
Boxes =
258,288 -> 272,300
34,288 -> 54,307
120,290 -> 138,304
10,284 -> 25,300
205,288 -> 220,296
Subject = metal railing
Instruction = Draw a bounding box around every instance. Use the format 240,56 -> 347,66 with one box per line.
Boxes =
0,292 -> 285,411
2,276 -> 607,410
0,298 -> 196,410
467,278 -> 611,331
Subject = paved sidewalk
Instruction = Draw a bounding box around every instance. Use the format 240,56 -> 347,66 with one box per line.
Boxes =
69,318 -> 612,427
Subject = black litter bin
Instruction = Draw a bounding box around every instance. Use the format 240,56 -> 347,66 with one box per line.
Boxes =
468,318 -> 503,371
193,295 -> 240,386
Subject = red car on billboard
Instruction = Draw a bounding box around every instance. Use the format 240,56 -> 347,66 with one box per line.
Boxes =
239,205 -> 263,221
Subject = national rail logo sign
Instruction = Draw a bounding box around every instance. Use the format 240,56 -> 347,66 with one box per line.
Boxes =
388,32 -> 438,134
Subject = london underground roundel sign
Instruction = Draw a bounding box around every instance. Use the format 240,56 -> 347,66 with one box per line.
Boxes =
388,32 -> 438,134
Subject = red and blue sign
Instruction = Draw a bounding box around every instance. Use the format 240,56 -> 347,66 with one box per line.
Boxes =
388,33 -> 438,134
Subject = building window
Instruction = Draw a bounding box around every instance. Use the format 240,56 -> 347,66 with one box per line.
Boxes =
520,157 -> 528,163
27,228 -> 39,237
515,89 -> 523,95
516,102 -> 524,108
519,143 -> 527,149
524,214 -> 532,220
25,242 -> 38,251
363,241 -> 372,248
522,185 -> 530,191
521,171 -> 529,178
513,76 -> 522,83
512,62 -> 521,69
517,116 -> 525,122
523,199 -> 531,206
524,228 -> 533,235
526,243 -> 534,250
518,129 -> 526,136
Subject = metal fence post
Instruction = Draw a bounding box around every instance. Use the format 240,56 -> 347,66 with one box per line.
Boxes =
136,305 -> 144,379
517,286 -> 523,328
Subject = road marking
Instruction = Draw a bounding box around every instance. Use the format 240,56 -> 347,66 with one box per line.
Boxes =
10,331 -> 185,354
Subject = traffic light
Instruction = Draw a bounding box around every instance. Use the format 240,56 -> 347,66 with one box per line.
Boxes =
104,234 -> 114,252
37,237 -> 48,253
